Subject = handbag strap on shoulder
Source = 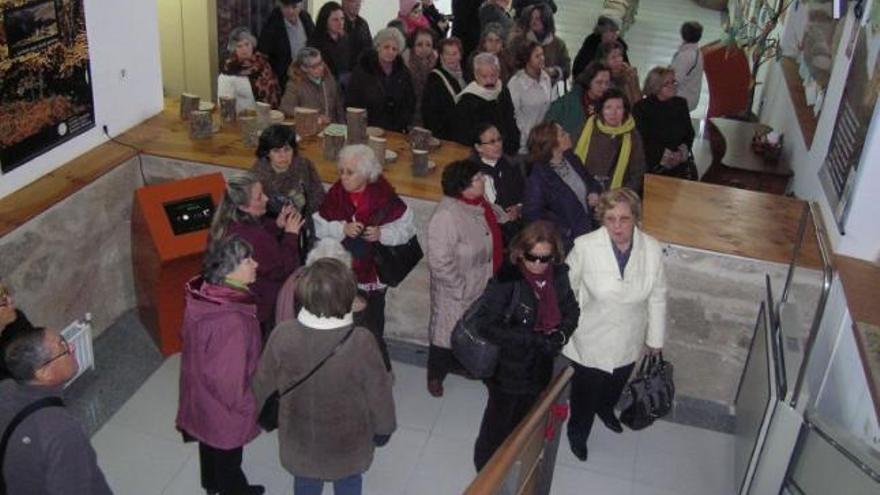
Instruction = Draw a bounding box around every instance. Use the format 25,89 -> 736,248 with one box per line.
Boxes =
278,326 -> 356,398
1,396 -> 64,491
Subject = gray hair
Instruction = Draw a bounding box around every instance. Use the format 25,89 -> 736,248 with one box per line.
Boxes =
295,46 -> 322,66
209,172 -> 261,242
373,27 -> 405,52
203,236 -> 254,284
306,238 -> 352,266
338,144 -> 382,183
227,27 -> 258,54
473,52 -> 500,72
3,326 -> 51,382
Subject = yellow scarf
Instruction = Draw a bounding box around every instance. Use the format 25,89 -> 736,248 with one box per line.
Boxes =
574,115 -> 636,189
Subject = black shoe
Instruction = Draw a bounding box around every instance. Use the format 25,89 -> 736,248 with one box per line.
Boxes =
569,440 -> 588,462
600,414 -> 624,433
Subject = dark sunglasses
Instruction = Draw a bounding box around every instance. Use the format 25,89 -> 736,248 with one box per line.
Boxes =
523,252 -> 553,264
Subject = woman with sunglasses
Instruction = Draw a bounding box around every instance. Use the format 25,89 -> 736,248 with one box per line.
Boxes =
632,66 -> 697,180
563,188 -> 667,462
472,220 -> 579,471
0,281 -> 35,380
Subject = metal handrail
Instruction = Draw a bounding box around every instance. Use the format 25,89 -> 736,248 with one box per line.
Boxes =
789,202 -> 835,408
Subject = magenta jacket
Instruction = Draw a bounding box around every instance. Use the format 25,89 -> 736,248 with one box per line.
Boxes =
227,218 -> 300,323
176,278 -> 262,449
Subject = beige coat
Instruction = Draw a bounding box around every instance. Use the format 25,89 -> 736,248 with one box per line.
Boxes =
278,63 -> 345,122
251,314 -> 395,480
562,226 -> 667,373
427,197 -> 503,349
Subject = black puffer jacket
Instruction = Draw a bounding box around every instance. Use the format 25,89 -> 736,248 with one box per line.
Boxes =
346,50 -> 416,132
478,262 -> 579,395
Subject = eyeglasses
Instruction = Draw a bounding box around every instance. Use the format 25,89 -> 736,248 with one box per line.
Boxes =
39,335 -> 71,369
523,252 -> 553,264
480,137 -> 503,145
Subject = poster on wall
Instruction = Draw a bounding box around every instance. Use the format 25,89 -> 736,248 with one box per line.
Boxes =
0,0 -> 94,174
818,0 -> 880,233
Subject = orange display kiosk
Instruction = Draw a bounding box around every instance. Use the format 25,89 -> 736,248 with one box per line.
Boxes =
132,173 -> 226,355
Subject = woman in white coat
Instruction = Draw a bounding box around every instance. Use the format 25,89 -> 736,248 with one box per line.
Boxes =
563,187 -> 667,462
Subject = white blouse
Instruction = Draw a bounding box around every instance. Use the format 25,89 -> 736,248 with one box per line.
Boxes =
507,68 -> 553,154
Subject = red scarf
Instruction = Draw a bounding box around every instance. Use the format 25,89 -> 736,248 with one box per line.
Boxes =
319,176 -> 406,284
520,263 -> 560,334
459,196 -> 503,273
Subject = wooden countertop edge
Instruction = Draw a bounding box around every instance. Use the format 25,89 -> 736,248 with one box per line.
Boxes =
0,142 -> 138,238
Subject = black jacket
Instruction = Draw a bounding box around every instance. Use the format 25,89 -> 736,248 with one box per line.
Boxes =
346,51 -> 416,132
422,66 -> 463,140
572,34 -> 629,79
257,8 -> 316,89
452,0 -> 483,56
345,15 -> 372,69
309,33 -> 352,79
478,262 -> 579,395
453,86 -> 521,156
632,95 -> 695,173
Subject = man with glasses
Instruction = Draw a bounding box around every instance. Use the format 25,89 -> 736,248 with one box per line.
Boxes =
0,326 -> 112,494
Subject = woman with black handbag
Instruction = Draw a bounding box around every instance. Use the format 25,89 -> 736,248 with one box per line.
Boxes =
563,188 -> 667,462
313,144 -> 417,370
472,220 -> 579,471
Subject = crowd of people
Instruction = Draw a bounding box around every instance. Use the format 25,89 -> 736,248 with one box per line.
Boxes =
0,1 -> 705,494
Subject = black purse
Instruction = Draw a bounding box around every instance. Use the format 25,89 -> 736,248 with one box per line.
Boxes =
370,203 -> 423,287
258,327 -> 355,431
451,283 -> 521,378
617,353 -> 675,430
373,235 -> 423,287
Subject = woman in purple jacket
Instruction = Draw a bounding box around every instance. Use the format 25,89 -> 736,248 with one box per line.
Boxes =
522,120 -> 603,252
176,235 -> 266,495
209,172 -> 305,336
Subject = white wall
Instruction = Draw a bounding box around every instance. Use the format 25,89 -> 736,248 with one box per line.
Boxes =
760,10 -> 880,262
0,0 -> 164,200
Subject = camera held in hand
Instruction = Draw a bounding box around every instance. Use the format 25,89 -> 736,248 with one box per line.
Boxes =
266,194 -> 294,218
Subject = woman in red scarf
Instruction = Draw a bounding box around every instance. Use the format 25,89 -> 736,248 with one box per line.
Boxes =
426,160 -> 506,397
471,220 -> 579,470
314,144 -> 416,370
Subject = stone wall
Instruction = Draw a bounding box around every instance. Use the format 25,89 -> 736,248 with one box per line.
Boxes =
0,160 -> 142,336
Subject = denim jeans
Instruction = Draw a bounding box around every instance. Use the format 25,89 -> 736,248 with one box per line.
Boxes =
293,473 -> 362,495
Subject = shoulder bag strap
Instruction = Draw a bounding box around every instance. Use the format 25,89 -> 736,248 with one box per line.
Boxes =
1,396 -> 64,491
277,326 -> 356,399
432,68 -> 460,103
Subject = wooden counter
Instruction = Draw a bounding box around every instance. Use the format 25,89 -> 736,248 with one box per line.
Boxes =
643,174 -> 821,267
119,100 -> 472,201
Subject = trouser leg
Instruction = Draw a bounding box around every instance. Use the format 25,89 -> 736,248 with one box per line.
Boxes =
474,385 -> 538,471
359,288 -> 391,370
199,443 -> 248,494
567,362 -> 607,447
599,362 -> 635,422
294,476 -> 324,495
332,473 -> 363,495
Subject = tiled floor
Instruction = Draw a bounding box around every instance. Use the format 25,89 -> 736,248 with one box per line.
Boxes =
92,356 -> 735,495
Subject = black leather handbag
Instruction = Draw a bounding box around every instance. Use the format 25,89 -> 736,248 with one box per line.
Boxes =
373,235 -> 423,287
618,353 -> 675,430
451,283 -> 520,378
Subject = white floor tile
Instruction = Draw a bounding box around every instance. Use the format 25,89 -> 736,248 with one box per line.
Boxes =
630,481 -> 690,495
429,375 -> 487,441
92,421 -> 195,495
552,464 -> 633,495
107,354 -> 182,443
557,418 -> 643,480
365,427 -> 430,495
391,362 -> 444,432
404,433 -> 476,495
